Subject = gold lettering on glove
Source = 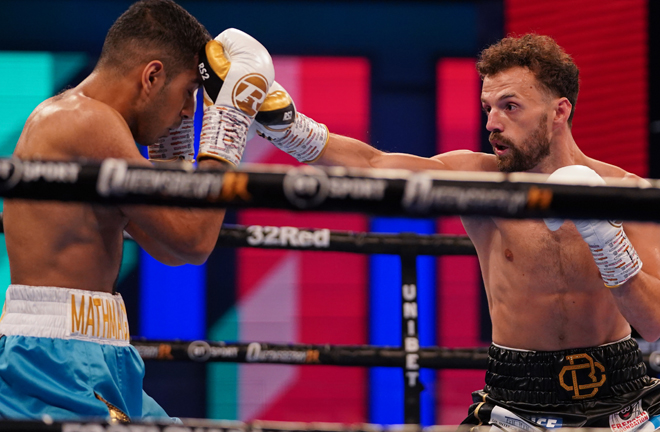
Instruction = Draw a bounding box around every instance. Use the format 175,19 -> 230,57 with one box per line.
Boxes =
233,73 -> 269,117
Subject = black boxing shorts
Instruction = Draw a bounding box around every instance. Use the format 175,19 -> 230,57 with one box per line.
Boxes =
461,336 -> 660,430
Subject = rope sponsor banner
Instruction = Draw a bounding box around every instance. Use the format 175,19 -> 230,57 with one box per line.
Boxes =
0,418 -> 437,432
219,225 -> 476,255
0,158 -> 658,220
131,339 -> 658,373
131,339 -> 490,369
0,417 -> 624,431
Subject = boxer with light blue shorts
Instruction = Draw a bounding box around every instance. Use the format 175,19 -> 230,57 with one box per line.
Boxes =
0,285 -> 169,422
2,0 -> 273,422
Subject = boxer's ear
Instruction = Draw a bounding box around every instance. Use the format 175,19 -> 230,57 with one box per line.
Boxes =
553,97 -> 572,127
141,61 -> 166,95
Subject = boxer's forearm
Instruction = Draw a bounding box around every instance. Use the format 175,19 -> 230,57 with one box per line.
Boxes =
610,272 -> 660,342
124,206 -> 226,266
314,133 -> 448,171
609,221 -> 660,341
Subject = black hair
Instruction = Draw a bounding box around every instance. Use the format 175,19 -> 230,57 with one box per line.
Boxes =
97,0 -> 211,80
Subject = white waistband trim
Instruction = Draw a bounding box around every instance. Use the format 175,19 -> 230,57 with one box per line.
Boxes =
0,285 -> 130,346
493,334 -> 632,353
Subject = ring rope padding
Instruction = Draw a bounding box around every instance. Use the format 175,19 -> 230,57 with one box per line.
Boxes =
0,157 -> 657,220
0,417 -> 445,432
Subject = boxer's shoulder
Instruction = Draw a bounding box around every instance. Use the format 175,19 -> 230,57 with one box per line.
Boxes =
18,88 -> 136,160
583,157 -> 631,180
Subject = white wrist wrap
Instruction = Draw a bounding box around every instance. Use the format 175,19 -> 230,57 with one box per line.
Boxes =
258,112 -> 328,163
199,105 -> 251,166
544,165 -> 643,288
149,118 -> 196,162
577,220 -> 642,288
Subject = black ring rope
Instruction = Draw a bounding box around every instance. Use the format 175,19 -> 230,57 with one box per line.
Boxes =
130,339 -> 489,369
0,418 -> 436,432
2,157 -> 656,424
129,338 -> 659,373
0,157 -> 658,220
0,213 -> 477,256
216,224 -> 477,255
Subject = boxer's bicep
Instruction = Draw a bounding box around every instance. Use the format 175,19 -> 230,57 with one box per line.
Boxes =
431,150 -> 498,171
121,204 -> 225,266
124,220 -> 189,267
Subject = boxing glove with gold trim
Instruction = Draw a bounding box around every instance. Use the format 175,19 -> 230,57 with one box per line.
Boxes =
197,28 -> 274,166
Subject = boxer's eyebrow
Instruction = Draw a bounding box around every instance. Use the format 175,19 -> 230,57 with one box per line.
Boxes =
481,92 -> 517,104
498,93 -> 517,101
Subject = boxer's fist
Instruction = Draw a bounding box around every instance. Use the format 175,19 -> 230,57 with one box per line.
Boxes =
544,165 -> 606,231
254,81 -> 328,163
545,165 -> 642,288
198,28 -> 274,166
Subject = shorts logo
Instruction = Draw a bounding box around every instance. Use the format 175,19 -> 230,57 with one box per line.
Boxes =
558,353 -> 606,400
609,401 -> 649,432
68,293 -> 129,342
232,73 -> 268,117
619,406 -> 634,421
530,417 -> 563,428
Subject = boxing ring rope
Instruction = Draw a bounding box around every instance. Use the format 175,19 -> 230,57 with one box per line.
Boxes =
0,157 -> 658,220
131,339 -> 490,369
0,417 -> 464,432
3,157 -> 660,427
4,213 -> 660,422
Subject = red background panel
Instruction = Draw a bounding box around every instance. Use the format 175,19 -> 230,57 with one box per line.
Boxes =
238,57 -> 370,422
435,59 -> 485,425
506,0 -> 648,176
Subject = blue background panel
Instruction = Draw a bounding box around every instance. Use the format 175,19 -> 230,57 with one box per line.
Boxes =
369,218 -> 436,426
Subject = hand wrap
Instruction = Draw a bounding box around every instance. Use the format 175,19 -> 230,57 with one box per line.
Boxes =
544,165 -> 642,288
254,81 -> 329,163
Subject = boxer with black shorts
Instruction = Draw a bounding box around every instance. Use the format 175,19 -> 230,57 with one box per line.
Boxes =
255,34 -> 660,429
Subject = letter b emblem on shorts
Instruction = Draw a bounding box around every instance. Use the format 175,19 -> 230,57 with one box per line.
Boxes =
558,353 -> 607,400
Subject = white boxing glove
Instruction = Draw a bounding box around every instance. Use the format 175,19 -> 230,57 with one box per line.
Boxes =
148,90 -> 198,163
198,28 -> 274,166
544,165 -> 642,288
254,81 -> 329,163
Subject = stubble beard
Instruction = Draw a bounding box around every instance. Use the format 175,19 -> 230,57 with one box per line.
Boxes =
494,114 -> 551,173
137,84 -> 173,146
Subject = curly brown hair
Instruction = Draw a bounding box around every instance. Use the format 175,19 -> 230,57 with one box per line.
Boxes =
477,34 -> 580,126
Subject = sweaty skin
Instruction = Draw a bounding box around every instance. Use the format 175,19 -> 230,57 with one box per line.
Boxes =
5,59 -> 226,293
313,66 -> 660,350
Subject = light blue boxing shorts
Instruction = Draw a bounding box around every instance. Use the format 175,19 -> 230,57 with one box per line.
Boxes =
0,285 -> 172,422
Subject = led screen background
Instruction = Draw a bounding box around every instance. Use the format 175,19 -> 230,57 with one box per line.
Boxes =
0,0 -> 653,424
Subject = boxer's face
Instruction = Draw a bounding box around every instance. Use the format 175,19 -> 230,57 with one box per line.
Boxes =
138,64 -> 200,145
481,66 -> 554,173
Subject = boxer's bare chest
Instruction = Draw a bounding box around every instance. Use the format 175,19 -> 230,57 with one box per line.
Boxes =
461,217 -> 602,294
461,217 -> 627,349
